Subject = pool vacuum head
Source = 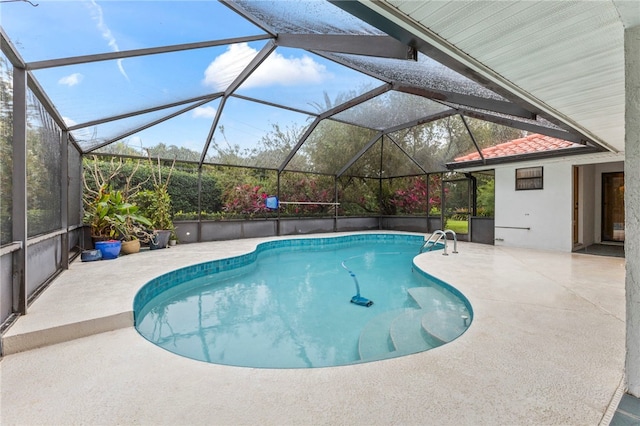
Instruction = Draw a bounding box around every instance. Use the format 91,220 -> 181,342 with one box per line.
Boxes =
351,295 -> 373,307
343,261 -> 373,307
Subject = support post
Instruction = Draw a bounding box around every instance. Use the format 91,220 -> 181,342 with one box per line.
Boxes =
12,67 -> 27,315
625,24 -> 640,398
61,131 -> 69,269
197,168 -> 202,243
333,176 -> 338,232
425,173 -> 431,232
378,137 -> 383,230
440,174 -> 445,232
276,171 -> 281,236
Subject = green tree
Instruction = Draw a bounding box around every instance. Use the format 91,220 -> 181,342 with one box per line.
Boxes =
26,89 -> 62,237
301,120 -> 377,175
250,123 -> 305,169
337,176 -> 379,215
476,176 -> 495,217
95,140 -> 144,157
0,56 -> 13,244
146,142 -> 202,163
390,122 -> 444,173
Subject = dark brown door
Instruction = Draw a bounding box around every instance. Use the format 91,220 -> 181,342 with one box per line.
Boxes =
602,172 -> 625,242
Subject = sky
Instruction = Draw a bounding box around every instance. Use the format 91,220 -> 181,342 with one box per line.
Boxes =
1,0 -> 384,158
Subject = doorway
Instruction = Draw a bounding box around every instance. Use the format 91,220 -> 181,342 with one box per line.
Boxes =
443,177 -> 470,236
601,172 -> 625,242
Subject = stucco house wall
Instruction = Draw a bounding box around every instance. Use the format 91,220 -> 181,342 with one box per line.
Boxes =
491,154 -> 624,252
495,161 -> 573,251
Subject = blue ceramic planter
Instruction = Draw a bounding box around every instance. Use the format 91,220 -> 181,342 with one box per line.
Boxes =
94,240 -> 122,260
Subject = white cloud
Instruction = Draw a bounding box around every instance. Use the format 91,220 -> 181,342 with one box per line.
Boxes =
62,116 -> 77,127
203,43 -> 331,90
193,106 -> 217,119
203,43 -> 256,91
87,0 -> 129,81
58,73 -> 84,87
251,53 -> 329,87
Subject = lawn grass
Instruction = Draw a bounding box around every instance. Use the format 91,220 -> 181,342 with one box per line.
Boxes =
444,219 -> 468,234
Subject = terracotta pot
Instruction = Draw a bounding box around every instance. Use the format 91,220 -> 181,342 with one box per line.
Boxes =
120,239 -> 141,255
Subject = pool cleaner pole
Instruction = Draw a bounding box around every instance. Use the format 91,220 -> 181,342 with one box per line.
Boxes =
342,260 -> 373,307
349,273 -> 373,307
350,271 -> 361,297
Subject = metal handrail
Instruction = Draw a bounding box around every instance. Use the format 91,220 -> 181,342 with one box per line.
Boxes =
419,229 -> 459,256
420,230 -> 447,255
443,229 -> 458,254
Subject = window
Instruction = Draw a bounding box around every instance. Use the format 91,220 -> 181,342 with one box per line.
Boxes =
515,166 -> 543,190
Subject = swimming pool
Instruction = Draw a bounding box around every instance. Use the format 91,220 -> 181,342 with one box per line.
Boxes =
134,234 -> 472,368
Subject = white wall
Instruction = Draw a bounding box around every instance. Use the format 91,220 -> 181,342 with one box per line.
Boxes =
460,152 -> 625,253
495,162 -> 573,251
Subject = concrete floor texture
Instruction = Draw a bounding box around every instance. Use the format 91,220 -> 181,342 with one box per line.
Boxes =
0,232 -> 627,425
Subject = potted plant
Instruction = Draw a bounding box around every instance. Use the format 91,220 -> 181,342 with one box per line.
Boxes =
83,155 -> 155,256
83,185 -> 125,259
84,184 -> 152,257
135,154 -> 176,250
119,206 -> 153,254
135,188 -> 173,250
84,185 -> 129,240
169,230 -> 178,246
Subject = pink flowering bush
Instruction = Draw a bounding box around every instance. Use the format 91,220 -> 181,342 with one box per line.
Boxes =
280,175 -> 334,216
222,184 -> 271,216
220,176 -> 336,218
386,176 -> 444,215
218,173 -> 450,219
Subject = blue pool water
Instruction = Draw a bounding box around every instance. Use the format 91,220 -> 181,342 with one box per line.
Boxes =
134,234 -> 472,368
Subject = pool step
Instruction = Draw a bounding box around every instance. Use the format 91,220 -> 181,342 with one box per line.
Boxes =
421,310 -> 468,344
389,309 -> 436,355
358,308 -> 444,361
409,286 -> 469,343
407,286 -> 444,310
358,309 -> 408,360
358,287 -> 470,361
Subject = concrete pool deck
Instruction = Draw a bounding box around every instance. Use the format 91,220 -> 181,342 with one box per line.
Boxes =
0,232 -> 627,425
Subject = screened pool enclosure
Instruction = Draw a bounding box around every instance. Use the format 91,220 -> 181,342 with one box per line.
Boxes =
0,0 -> 607,325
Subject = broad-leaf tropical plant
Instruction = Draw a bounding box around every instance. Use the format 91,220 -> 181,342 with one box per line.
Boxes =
84,184 -> 152,240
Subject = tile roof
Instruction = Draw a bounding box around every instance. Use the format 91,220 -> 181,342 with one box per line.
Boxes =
454,133 -> 584,162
